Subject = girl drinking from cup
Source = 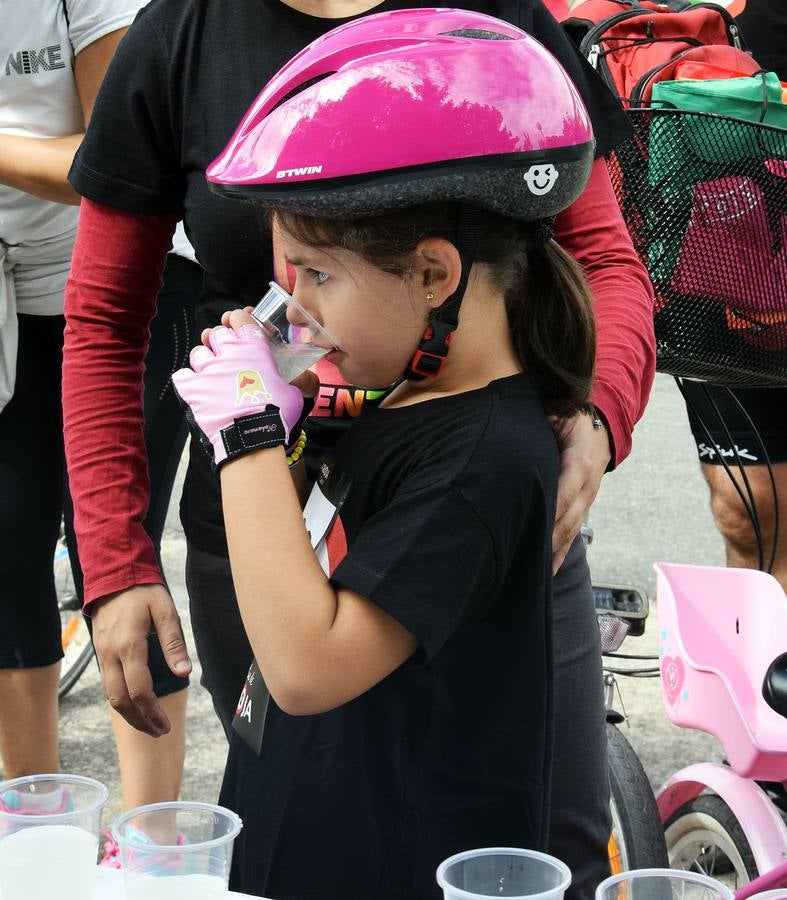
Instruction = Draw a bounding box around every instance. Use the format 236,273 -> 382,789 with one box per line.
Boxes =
173,10 -> 597,898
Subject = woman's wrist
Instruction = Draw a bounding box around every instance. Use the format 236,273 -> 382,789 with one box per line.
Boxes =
589,404 -> 605,432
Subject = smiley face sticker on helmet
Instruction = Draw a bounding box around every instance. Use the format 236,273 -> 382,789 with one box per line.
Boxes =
523,164 -> 559,196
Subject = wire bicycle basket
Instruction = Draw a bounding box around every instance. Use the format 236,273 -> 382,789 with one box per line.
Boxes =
608,108 -> 787,387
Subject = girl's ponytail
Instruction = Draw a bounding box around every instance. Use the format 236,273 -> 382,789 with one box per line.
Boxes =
505,239 -> 595,419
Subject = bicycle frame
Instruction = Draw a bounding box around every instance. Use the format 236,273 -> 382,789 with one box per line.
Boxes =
735,859 -> 787,899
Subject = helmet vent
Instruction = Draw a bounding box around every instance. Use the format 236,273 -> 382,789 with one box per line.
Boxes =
440,29 -> 514,40
271,72 -> 337,112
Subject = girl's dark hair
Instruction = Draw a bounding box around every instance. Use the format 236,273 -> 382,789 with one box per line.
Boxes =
271,204 -> 595,417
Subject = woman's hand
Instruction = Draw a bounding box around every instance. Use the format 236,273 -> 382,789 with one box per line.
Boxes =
91,583 -> 191,737
549,412 -> 612,574
172,312 -> 305,470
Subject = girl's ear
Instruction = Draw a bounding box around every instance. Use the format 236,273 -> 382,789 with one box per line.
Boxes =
415,239 -> 461,310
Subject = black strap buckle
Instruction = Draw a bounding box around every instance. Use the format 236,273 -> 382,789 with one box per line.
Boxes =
405,321 -> 455,381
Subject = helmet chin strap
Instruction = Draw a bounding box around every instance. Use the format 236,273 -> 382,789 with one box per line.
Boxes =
404,206 -> 484,382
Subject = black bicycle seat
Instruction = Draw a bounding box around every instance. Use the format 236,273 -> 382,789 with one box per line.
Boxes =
763,653 -> 787,718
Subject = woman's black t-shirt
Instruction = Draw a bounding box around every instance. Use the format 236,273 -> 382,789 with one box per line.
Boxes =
737,0 -> 787,80
219,374 -> 558,900
69,0 -> 630,554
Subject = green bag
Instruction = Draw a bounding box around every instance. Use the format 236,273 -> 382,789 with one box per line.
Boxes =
652,72 -> 787,129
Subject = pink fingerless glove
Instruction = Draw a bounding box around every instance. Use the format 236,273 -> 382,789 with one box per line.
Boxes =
172,324 -> 304,470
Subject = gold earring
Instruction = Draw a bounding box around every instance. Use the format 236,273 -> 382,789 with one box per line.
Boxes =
426,292 -> 435,302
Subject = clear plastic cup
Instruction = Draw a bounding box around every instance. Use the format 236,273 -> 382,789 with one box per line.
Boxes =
251,280 -> 339,382
595,868 -> 734,900
436,847 -> 572,900
112,801 -> 242,899
0,773 -> 108,900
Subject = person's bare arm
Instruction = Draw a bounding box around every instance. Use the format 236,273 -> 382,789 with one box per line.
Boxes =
222,449 -> 418,716
188,308 -> 415,714
0,28 -> 127,204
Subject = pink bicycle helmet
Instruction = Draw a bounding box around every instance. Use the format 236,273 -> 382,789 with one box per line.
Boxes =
206,7 -> 595,220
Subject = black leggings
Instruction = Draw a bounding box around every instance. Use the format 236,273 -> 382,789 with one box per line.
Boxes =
0,255 -> 199,696
0,313 -> 67,668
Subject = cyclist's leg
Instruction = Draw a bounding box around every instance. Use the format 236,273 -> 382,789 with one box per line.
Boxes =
703,462 -> 787,587
682,383 -> 787,589
108,689 -> 188,809
0,314 -> 65,777
549,535 -> 611,900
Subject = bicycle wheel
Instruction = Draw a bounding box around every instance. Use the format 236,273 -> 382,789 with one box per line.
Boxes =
607,722 -> 669,872
54,526 -> 94,698
665,794 -> 758,890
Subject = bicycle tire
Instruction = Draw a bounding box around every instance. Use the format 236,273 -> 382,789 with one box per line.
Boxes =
665,794 -> 758,888
59,628 -> 95,698
55,532 -> 95,698
607,722 -> 669,871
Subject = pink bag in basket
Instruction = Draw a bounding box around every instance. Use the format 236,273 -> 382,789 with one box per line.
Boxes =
671,173 -> 787,315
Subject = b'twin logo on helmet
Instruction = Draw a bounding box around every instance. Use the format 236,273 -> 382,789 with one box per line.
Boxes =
275,165 -> 323,179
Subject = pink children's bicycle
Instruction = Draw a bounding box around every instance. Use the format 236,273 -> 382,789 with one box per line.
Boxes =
655,561 -> 787,896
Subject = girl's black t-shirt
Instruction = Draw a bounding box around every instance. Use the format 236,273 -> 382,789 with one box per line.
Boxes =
69,0 -> 630,555
219,374 -> 558,900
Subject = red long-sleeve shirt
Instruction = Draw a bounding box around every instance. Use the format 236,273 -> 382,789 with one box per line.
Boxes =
62,158 -> 655,606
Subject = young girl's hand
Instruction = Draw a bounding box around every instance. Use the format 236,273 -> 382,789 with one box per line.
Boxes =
172,319 -> 304,471
205,307 -> 320,399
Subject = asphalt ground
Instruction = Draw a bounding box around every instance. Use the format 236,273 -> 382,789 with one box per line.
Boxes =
42,373 -> 728,832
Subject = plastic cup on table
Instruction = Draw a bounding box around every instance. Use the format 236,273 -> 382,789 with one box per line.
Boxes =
595,868 -> 734,900
112,801 -> 242,899
436,847 -> 572,900
0,773 -> 108,900
251,280 -> 340,382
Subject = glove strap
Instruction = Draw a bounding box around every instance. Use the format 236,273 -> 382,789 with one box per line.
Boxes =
220,407 -> 288,464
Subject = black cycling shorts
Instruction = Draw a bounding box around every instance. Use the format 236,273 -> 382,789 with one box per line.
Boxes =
681,380 -> 787,467
0,255 -> 198,691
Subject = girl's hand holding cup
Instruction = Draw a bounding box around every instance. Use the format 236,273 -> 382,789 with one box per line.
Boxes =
219,306 -> 321,400
172,312 -> 306,471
